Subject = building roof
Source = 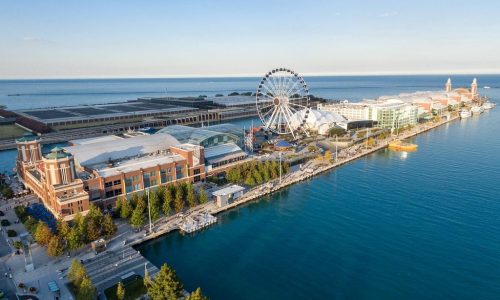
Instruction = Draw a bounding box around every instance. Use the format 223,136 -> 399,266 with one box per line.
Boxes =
156,124 -> 242,146
45,147 -> 71,160
47,280 -> 60,293
16,134 -> 39,143
70,135 -> 124,146
212,185 -> 245,196
204,142 -> 246,164
64,132 -> 180,167
291,109 -> 347,133
95,152 -> 185,177
275,140 -> 292,148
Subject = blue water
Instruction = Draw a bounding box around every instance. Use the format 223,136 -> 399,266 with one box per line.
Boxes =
1,76 -> 500,299
138,108 -> 500,300
1,75 -> 499,110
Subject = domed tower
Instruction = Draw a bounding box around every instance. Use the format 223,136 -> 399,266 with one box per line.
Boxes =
16,134 -> 42,164
42,147 -> 77,185
445,78 -> 452,92
16,134 -> 42,180
471,78 -> 478,98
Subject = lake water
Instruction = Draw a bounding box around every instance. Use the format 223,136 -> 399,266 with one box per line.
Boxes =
1,76 -> 500,299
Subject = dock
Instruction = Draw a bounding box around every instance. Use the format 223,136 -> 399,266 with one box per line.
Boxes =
179,212 -> 217,233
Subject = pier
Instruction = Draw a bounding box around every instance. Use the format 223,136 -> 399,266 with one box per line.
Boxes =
130,113 -> 463,246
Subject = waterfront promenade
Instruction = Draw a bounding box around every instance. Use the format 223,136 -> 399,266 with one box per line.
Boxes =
131,114 -> 461,246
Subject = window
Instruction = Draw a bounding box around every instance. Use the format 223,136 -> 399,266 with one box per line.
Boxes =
113,179 -> 121,186
104,182 -> 113,188
176,165 -> 185,180
106,190 -> 114,198
114,189 -> 122,196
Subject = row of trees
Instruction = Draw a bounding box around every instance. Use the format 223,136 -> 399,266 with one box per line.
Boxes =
68,259 -> 96,300
226,160 -> 289,187
22,204 -> 117,256
115,183 -> 209,229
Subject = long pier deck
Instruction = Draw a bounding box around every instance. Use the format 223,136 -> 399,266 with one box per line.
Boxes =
130,114 -> 462,246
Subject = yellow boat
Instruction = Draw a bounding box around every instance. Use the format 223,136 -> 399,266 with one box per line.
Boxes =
388,140 -> 418,152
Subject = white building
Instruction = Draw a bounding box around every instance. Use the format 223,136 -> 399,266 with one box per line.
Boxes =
290,109 -> 347,135
317,101 -> 371,121
318,99 -> 418,131
213,185 -> 245,207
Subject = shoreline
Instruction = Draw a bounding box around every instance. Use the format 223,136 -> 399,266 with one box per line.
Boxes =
131,114 -> 460,247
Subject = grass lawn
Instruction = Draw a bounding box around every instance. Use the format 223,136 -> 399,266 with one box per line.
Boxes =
104,276 -> 147,300
0,124 -> 28,139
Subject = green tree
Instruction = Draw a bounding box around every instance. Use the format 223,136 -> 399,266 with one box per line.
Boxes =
130,192 -> 140,208
68,259 -> 86,288
136,193 -> 147,212
174,186 -> 184,213
147,263 -> 184,300
86,220 -> 101,242
67,225 -> 84,251
130,205 -> 146,229
187,287 -> 209,300
198,188 -> 208,204
34,221 -> 53,246
56,218 -> 71,241
149,190 -> 161,223
115,196 -> 123,213
116,281 -> 125,300
47,235 -> 65,257
270,161 -> 278,178
120,198 -> 133,219
73,212 -> 87,242
156,186 -> 165,203
244,174 -> 255,186
162,188 -> 172,216
252,169 -> 263,184
102,214 -> 117,238
186,184 -> 197,208
77,276 -> 95,300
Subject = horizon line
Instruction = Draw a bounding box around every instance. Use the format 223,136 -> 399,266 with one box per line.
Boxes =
1,70 -> 500,80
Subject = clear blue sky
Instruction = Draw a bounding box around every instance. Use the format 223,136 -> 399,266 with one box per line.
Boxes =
1,0 -> 499,78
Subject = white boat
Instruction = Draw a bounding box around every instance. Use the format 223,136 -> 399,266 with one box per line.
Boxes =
471,106 -> 482,115
483,86 -> 491,89
483,102 -> 496,110
460,109 -> 471,119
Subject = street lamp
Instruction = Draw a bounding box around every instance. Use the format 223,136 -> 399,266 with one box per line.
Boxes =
147,189 -> 152,234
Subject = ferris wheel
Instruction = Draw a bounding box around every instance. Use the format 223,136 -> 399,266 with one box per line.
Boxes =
256,68 -> 310,138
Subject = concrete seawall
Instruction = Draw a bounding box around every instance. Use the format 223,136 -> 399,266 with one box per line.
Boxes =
131,115 -> 460,246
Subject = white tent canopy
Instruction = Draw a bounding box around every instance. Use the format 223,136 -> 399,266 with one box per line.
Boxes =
290,109 -> 347,135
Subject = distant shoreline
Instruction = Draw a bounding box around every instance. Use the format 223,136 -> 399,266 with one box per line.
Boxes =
1,73 -> 500,81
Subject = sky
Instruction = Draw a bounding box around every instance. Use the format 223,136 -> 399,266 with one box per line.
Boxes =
1,0 -> 499,79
